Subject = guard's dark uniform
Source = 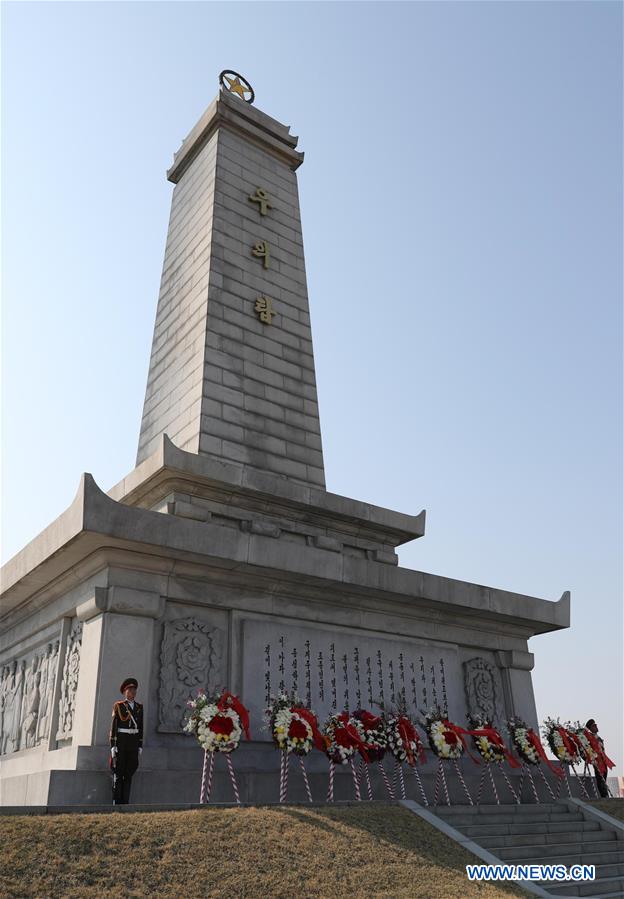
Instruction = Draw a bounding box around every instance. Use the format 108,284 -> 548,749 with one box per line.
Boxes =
594,734 -> 610,798
110,695 -> 143,804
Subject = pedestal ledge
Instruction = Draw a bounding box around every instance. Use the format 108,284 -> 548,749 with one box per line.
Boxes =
1,456 -> 571,637
109,435 -> 426,544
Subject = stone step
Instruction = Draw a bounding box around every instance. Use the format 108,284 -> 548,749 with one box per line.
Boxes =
462,820 -> 601,838
439,811 -> 585,827
525,850 -> 624,870
495,841 -> 624,862
547,877 -> 624,897
548,888 -> 624,899
591,864 -> 624,881
435,802 -> 566,816
480,829 -> 615,849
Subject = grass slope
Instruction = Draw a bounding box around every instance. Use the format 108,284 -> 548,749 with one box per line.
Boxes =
0,805 -> 525,898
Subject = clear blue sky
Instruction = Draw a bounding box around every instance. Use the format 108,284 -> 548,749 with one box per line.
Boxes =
2,2 -> 622,772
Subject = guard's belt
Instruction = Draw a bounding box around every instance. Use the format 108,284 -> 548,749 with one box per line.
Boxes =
118,728 -> 139,734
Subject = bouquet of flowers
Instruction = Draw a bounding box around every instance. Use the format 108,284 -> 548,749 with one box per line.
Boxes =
424,709 -> 466,760
542,717 -> 581,765
184,688 -> 250,753
267,692 -> 324,756
351,709 -> 388,762
323,712 -> 369,764
385,714 -> 426,767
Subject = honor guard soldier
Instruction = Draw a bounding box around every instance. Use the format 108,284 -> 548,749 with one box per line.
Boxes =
110,677 -> 143,805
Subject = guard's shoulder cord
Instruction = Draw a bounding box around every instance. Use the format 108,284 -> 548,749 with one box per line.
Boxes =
113,701 -> 132,723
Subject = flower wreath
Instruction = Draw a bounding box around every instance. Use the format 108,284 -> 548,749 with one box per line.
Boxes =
351,709 -> 388,762
267,693 -> 324,756
469,714 -> 505,763
424,710 -> 469,761
508,716 -> 564,777
385,714 -> 426,767
542,717 -> 581,765
468,714 -> 520,767
574,725 -> 598,767
323,712 -> 369,765
576,727 -> 615,778
184,689 -> 251,753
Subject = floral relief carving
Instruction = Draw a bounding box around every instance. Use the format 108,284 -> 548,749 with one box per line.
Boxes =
56,621 -> 83,741
158,618 -> 221,732
463,657 -> 501,724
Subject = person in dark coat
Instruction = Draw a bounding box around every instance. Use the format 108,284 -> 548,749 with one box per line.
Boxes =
585,719 -> 609,798
110,677 -> 143,805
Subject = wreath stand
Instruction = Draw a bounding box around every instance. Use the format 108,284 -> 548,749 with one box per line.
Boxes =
392,760 -> 407,799
475,763 -> 499,805
377,761 -> 395,798
554,761 -> 591,801
517,762 -> 559,803
391,760 -> 429,806
497,762 -> 520,803
353,757 -> 394,800
433,758 -> 473,806
326,758 -> 363,802
357,758 -> 374,800
581,762 -> 600,799
570,761 -> 591,800
475,761 -> 519,805
199,749 -> 241,805
279,749 -> 313,803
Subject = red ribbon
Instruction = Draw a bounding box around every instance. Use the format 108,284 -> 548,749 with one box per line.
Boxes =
566,730 -> 585,760
471,727 -> 521,769
583,730 -> 616,777
441,720 -> 482,764
555,726 -> 579,760
292,706 -> 325,752
397,716 -> 426,767
525,728 -> 565,778
217,691 -> 251,740
335,713 -> 370,762
356,710 -> 383,731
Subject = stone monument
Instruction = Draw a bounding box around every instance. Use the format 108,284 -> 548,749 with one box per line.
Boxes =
0,74 -> 570,805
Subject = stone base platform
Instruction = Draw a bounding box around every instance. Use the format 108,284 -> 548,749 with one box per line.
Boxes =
0,743 -> 589,808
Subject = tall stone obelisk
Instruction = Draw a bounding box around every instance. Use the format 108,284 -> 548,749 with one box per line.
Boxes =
137,83 -> 325,488
0,73 -> 571,808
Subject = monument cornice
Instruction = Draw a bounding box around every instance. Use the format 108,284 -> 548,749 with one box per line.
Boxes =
0,454 -> 570,637
167,88 -> 304,184
0,544 -> 542,651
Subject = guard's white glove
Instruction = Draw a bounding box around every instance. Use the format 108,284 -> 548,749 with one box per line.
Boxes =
111,746 -> 118,757
138,747 -> 143,756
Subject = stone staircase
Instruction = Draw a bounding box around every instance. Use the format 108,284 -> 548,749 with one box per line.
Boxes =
434,802 -> 624,897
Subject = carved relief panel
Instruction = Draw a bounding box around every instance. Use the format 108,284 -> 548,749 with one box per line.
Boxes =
0,639 -> 60,755
157,617 -> 223,733
56,620 -> 83,741
463,656 -> 503,724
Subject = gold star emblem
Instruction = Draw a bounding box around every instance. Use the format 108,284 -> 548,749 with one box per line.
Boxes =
219,70 -> 255,104
223,75 -> 250,100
